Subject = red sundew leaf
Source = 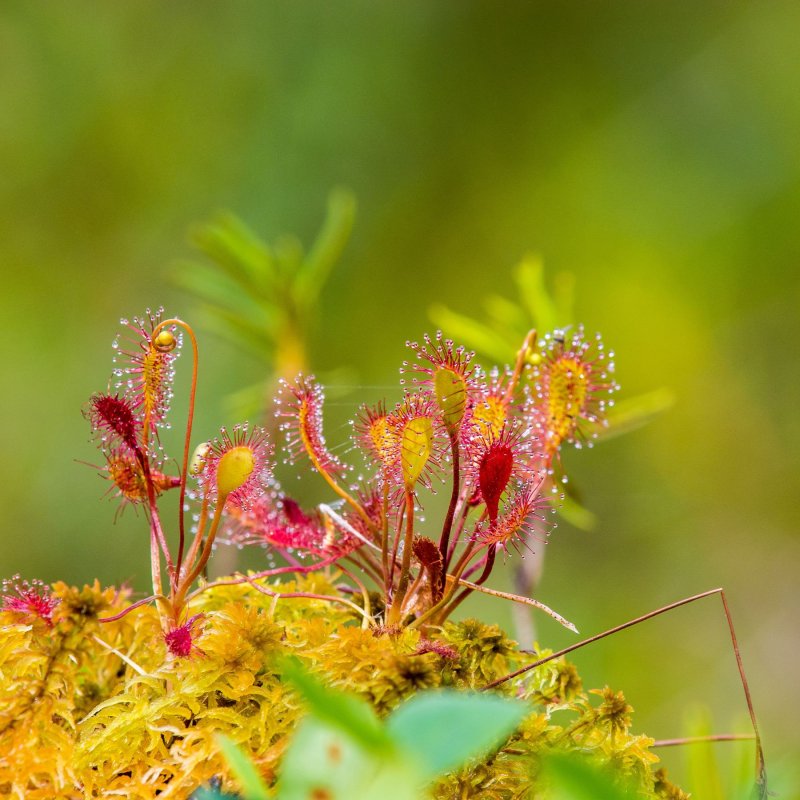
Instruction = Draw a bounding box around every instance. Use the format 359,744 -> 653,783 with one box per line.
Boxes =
479,442 -> 514,525
86,393 -> 141,454
112,308 -> 181,436
1,576 -> 59,627
277,375 -> 348,477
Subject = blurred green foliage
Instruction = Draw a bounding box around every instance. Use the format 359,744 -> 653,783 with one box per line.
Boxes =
432,255 -> 675,531
195,660 -> 529,800
173,189 -> 355,419
1,2 -> 798,795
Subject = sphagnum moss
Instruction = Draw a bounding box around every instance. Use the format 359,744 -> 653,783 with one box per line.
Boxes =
0,309 -> 751,798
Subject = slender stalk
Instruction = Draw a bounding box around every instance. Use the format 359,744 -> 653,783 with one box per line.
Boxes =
138,450 -> 173,599
438,432 -> 461,579
98,594 -> 166,623
181,488 -> 210,584
407,540 -> 480,629
652,734 -> 755,748
412,576 -> 577,633
480,587 -> 767,796
439,544 -> 496,618
152,318 -> 200,585
243,575 -> 372,622
447,493 -> 473,565
337,563 -> 373,629
185,556 -> 343,601
462,550 -> 489,580
387,499 -> 406,593
380,483 -> 390,590
172,501 -> 225,613
483,588 -> 723,689
719,590 -> 767,792
387,490 -> 415,625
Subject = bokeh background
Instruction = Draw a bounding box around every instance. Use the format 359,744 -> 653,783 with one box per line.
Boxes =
1,1 -> 798,793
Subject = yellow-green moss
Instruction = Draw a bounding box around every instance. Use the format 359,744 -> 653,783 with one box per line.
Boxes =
0,576 -> 678,799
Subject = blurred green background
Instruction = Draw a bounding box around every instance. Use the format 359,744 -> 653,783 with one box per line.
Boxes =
1,1 -> 798,794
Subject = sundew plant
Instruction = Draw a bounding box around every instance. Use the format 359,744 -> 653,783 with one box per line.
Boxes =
0,307 -> 765,799
90,313 -> 614,643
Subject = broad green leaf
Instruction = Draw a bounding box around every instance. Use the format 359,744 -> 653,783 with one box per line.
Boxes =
277,717 -> 418,800
279,657 -> 392,754
384,690 -> 527,780
216,733 -> 272,800
543,752 -> 637,800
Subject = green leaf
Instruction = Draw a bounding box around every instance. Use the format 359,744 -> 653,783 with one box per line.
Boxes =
428,303 -> 517,365
685,707 -> 725,800
558,490 -> 598,532
216,733 -> 272,800
279,657 -> 392,754
543,752 -> 637,800
385,690 -> 527,780
514,254 -> 561,332
483,294 -> 530,341
172,259 -> 260,312
590,388 -> 675,441
295,188 -> 356,307
277,717 -> 418,800
190,212 -> 277,297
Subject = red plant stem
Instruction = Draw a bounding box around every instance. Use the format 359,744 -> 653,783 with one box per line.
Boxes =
480,587 -> 767,795
441,544 -> 496,618
447,493 -> 473,565
172,501 -> 224,614
438,431 -> 461,581
181,488 -> 210,583
344,552 -> 383,589
152,318 -> 199,587
387,499 -> 406,595
137,449 -> 174,598
243,576 -> 370,621
98,594 -> 165,623
185,556 -> 343,601
387,490 -> 415,625
336,562 -> 372,626
462,549 -> 490,581
380,483 -> 390,590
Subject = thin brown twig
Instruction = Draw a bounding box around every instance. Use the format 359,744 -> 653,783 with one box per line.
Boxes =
652,733 -> 755,748
480,587 -> 767,796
